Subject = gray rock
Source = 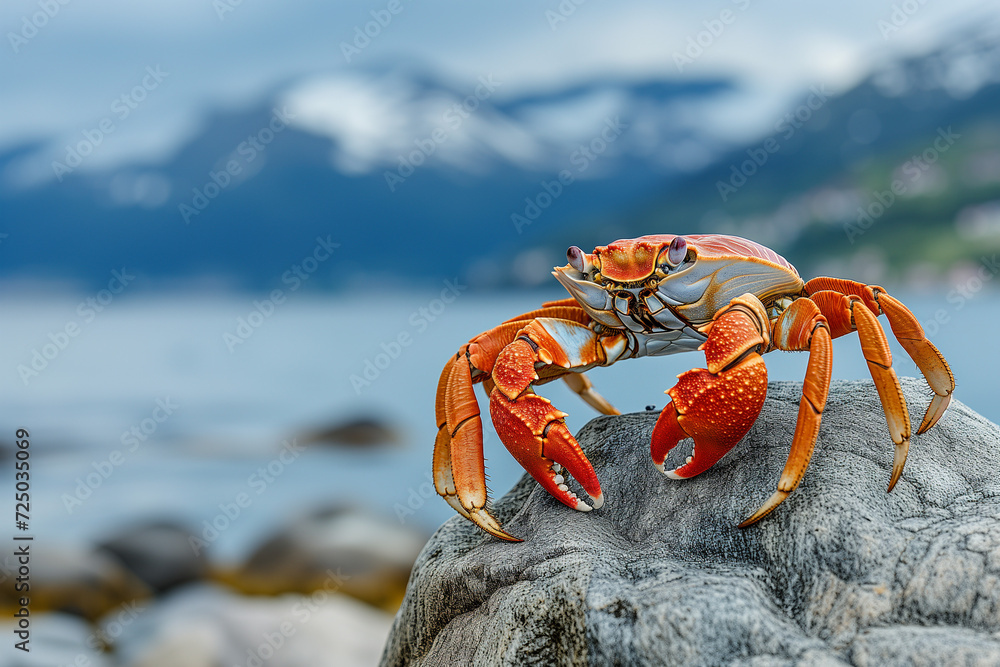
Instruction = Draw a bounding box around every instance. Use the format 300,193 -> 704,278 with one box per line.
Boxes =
97,521 -> 208,593
295,416 -> 402,447
0,544 -> 150,623
381,379 -> 1000,666
235,505 -> 428,610
113,582 -> 393,667
0,613 -> 112,667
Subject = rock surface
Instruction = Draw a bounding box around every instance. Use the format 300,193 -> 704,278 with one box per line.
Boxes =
381,379 -> 1000,666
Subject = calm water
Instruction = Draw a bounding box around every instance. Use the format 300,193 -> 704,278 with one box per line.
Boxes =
1,290 -> 996,562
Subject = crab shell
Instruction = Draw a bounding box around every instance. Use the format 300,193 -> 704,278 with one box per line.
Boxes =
554,234 -> 803,351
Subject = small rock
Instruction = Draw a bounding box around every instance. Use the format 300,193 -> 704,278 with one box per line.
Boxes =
0,545 -> 149,623
297,416 -> 401,447
381,379 -> 1000,666
114,583 -> 393,667
232,506 -> 427,610
0,612 -> 112,667
97,521 -> 208,594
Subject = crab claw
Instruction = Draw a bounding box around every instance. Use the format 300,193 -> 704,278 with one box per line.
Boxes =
490,389 -> 604,512
652,357 -> 769,480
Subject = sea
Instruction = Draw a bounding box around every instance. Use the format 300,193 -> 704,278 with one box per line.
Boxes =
2,289 -> 996,564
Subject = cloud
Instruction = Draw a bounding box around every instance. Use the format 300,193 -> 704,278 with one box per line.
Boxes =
1,0 -> 994,173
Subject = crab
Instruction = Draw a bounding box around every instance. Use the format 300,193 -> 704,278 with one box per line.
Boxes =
433,234 -> 955,541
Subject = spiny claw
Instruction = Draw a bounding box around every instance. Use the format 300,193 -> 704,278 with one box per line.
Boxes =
888,440 -> 909,492
539,421 -> 604,510
739,490 -> 789,528
651,402 -> 687,473
468,507 -> 522,542
652,356 -> 768,481
490,390 -> 604,512
917,394 -> 951,434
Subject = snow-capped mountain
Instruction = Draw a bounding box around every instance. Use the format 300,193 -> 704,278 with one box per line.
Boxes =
2,16 -> 999,293
0,68 -> 742,291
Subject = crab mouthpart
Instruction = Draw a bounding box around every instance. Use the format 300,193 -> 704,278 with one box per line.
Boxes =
552,266 -> 622,328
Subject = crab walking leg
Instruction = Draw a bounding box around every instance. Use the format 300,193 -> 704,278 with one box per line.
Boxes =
433,358 -> 475,521
433,305 -> 620,540
434,318 -> 554,541
739,299 -> 832,527
809,290 -> 911,491
562,372 -> 621,416
805,277 -> 954,432
442,347 -> 523,541
652,294 -> 770,480
490,318 -> 629,515
876,293 -> 953,432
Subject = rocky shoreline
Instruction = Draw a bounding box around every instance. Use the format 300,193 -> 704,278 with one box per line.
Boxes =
382,379 -> 1000,666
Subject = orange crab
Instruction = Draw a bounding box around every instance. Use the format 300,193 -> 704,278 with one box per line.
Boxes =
434,235 -> 954,541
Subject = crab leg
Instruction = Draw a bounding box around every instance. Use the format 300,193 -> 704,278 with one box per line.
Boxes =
652,294 -> 770,480
434,314 -> 572,541
563,372 -> 620,416
433,307 -> 619,541
436,346 -> 516,540
808,290 -> 911,491
490,318 -> 629,521
805,277 -> 954,432
739,298 -> 832,527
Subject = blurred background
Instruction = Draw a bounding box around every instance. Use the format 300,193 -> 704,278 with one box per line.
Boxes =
2,1 -> 1000,664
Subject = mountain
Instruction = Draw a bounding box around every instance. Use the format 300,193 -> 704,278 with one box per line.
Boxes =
608,21 -> 1000,286
4,20 -> 999,294
0,68 -> 736,292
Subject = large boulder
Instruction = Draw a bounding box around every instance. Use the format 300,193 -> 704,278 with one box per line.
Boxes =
381,379 -> 1000,666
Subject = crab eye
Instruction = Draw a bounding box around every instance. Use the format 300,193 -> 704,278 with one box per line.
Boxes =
567,246 -> 587,273
667,236 -> 687,266
657,236 -> 688,270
